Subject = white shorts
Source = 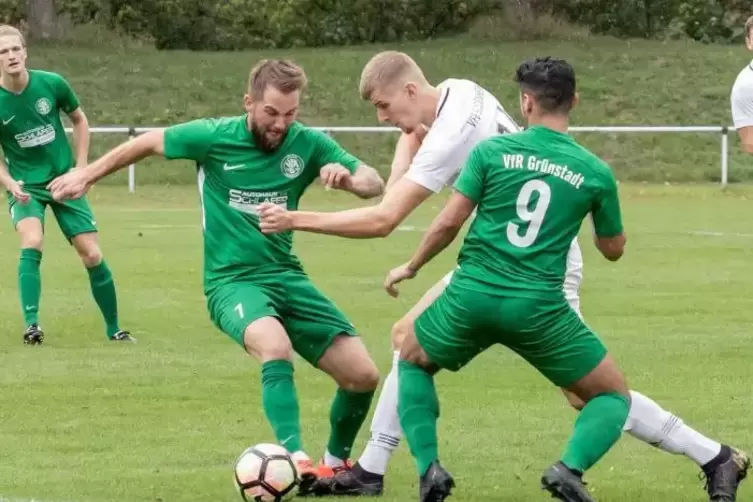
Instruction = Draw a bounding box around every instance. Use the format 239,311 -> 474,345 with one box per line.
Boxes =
440,238 -> 584,317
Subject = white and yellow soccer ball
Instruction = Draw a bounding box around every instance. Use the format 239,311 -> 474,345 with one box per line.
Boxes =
234,443 -> 299,501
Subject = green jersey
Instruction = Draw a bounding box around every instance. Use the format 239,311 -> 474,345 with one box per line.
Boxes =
0,70 -> 81,186
163,116 -> 363,293
453,125 -> 623,300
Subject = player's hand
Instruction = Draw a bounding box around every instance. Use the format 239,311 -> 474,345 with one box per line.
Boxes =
319,163 -> 351,190
8,180 -> 30,204
47,169 -> 91,201
258,203 -> 292,234
384,262 -> 417,298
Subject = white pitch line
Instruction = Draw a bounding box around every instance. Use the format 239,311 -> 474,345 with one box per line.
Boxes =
136,224 -> 198,229
690,230 -> 753,238
0,498 -> 76,502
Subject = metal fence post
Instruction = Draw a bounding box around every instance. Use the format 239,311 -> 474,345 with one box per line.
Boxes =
721,126 -> 729,188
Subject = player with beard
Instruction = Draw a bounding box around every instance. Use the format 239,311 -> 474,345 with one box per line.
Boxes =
47,58 -> 386,496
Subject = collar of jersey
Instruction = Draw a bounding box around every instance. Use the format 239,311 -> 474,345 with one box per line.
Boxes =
0,68 -> 32,96
526,124 -> 570,138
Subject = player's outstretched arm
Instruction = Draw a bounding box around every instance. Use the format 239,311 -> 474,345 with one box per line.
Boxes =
261,177 -> 433,238
384,190 -> 476,297
404,190 -> 475,272
48,129 -> 165,201
385,129 -> 426,192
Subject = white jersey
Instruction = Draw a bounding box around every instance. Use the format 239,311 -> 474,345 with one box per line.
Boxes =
731,61 -> 753,129
408,79 -> 584,309
404,78 -> 521,193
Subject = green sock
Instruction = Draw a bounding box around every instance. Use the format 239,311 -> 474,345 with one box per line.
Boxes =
561,392 -> 630,473
398,360 -> 440,477
86,260 -> 120,338
261,360 -> 303,453
18,248 -> 42,326
327,388 -> 375,460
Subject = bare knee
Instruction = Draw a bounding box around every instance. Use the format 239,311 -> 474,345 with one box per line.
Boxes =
398,332 -> 438,374
566,354 -> 630,404
243,318 -> 293,362
76,246 -> 102,268
72,234 -> 103,268
390,316 -> 413,349
17,220 -> 43,250
341,360 -> 379,393
319,336 -> 379,392
561,388 -> 586,411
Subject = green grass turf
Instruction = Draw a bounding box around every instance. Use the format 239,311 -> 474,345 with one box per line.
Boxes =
0,182 -> 750,501
22,34 -> 753,184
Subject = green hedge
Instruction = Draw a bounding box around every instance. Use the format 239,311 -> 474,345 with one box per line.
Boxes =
1,0 -> 749,48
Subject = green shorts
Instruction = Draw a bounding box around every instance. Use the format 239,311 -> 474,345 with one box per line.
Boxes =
414,280 -> 607,388
7,185 -> 97,241
206,270 -> 357,366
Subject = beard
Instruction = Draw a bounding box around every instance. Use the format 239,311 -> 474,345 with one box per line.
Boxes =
250,119 -> 288,153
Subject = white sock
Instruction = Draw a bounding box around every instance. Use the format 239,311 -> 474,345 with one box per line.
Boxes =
624,390 -> 722,466
358,351 -> 402,475
291,450 -> 311,464
323,450 -> 346,468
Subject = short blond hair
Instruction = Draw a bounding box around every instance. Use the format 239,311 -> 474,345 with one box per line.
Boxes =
0,25 -> 25,46
746,15 -> 753,38
248,59 -> 307,100
359,51 -> 427,100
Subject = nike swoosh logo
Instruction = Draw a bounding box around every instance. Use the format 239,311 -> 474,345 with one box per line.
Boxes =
280,435 -> 296,446
223,163 -> 245,171
3,116 -> 15,125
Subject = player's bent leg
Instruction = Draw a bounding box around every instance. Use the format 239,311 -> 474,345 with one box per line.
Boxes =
241,316 -> 322,493
540,354 -> 630,502
276,272 -> 379,495
317,335 -> 379,473
54,196 -> 130,342
557,240 -> 748,499
336,273 -> 451,494
398,283 -> 492,502
621,391 -> 749,501
398,319 -> 457,502
503,297 -> 627,502
71,232 -> 132,342
15,216 -> 44,345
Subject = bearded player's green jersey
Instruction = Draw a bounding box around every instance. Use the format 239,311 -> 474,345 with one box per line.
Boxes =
452,125 -> 623,300
0,70 -> 81,186
163,116 -> 362,293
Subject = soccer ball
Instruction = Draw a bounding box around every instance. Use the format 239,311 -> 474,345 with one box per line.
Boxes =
234,443 -> 299,501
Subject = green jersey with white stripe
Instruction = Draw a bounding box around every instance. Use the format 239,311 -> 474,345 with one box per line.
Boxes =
163,116 -> 362,293
0,70 -> 81,186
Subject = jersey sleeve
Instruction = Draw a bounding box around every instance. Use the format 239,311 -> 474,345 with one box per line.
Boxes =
310,129 -> 362,173
452,144 -> 486,203
404,98 -> 477,193
591,168 -> 624,238
731,78 -> 753,128
52,74 -> 81,114
163,119 -> 215,162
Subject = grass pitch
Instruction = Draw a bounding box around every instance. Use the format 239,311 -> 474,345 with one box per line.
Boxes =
0,182 -> 750,501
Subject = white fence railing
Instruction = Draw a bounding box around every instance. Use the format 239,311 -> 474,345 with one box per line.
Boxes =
67,125 -> 740,192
